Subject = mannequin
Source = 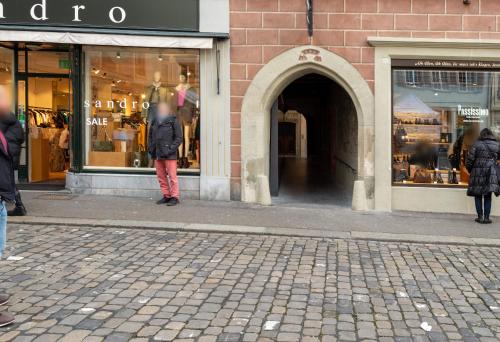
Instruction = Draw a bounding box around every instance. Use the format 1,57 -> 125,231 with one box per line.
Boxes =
142,71 -> 171,123
176,74 -> 198,168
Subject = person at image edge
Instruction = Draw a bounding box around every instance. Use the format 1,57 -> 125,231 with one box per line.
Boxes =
0,87 -> 26,217
149,101 -> 183,206
0,85 -> 17,327
466,128 -> 500,224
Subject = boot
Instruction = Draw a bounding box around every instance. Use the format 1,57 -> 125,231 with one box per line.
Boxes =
0,312 -> 14,327
167,198 -> 179,207
0,294 -> 8,306
483,216 -> 492,224
475,216 -> 483,224
156,196 -> 171,205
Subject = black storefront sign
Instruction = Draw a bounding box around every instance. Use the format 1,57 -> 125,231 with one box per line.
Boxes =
0,0 -> 199,32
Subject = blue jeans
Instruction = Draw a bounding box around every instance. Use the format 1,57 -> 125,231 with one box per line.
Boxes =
0,201 -> 6,258
475,193 -> 492,219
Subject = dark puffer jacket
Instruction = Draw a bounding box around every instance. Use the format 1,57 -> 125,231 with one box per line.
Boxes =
0,113 -> 24,170
0,130 -> 15,202
148,115 -> 183,160
465,133 -> 500,197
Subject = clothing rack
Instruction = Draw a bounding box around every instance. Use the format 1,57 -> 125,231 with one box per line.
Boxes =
28,107 -> 70,128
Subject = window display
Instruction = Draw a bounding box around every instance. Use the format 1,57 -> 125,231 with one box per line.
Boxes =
392,65 -> 500,187
0,47 -> 12,88
83,47 -> 200,171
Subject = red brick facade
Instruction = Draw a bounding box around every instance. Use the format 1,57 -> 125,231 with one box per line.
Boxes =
230,0 -> 500,191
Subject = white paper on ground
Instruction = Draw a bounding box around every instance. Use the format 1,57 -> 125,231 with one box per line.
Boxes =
421,322 -> 432,332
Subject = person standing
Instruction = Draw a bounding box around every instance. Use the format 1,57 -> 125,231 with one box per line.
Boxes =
0,86 -> 25,217
0,87 -> 16,327
466,128 -> 500,224
148,102 -> 183,206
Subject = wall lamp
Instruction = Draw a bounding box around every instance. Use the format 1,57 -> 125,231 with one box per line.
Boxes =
463,0 -> 471,4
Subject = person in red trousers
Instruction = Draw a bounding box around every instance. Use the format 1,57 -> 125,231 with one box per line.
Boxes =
148,102 -> 183,206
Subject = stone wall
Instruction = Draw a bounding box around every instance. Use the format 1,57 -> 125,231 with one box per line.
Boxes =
230,0 -> 500,199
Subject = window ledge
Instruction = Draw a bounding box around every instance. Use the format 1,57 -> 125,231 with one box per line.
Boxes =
368,37 -> 500,49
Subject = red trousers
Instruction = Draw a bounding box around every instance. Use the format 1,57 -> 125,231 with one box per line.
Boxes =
155,159 -> 179,199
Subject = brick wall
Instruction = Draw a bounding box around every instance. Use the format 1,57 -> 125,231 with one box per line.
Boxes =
229,0 -> 500,195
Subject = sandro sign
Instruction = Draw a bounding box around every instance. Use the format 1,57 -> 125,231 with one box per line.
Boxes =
0,0 -> 199,32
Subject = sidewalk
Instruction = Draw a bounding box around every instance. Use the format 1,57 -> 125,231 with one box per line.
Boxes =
7,191 -> 500,246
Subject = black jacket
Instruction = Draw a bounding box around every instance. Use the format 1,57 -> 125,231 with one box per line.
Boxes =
0,129 -> 15,202
466,134 -> 500,197
0,113 -> 24,170
148,116 -> 183,161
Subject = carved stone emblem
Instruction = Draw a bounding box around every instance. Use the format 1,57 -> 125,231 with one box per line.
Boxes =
299,49 -> 322,62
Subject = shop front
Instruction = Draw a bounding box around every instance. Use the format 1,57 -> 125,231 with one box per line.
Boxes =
372,38 -> 500,215
0,0 -> 231,200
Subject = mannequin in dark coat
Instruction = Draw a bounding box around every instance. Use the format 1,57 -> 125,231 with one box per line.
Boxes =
466,128 -> 499,224
0,113 -> 26,216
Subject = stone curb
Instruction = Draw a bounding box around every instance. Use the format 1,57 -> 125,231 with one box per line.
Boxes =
8,216 -> 500,247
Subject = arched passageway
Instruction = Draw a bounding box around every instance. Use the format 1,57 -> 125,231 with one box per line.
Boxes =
240,46 -> 374,209
270,73 -> 358,206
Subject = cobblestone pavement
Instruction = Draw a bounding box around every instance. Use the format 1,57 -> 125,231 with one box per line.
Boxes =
0,224 -> 499,342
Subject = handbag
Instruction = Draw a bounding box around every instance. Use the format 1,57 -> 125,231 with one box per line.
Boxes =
414,168 -> 432,184
394,123 -> 407,147
93,130 -> 114,152
93,141 -> 114,152
483,142 -> 500,185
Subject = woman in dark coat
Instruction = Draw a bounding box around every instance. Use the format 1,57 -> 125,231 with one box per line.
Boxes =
465,128 -> 500,224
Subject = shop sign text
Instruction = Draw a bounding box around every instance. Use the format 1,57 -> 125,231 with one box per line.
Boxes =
458,105 -> 489,123
0,0 -> 199,32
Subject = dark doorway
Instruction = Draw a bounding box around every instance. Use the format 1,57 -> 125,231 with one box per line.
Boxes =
278,122 -> 296,156
270,73 -> 358,206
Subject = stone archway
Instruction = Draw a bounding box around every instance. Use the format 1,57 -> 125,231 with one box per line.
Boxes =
240,46 -> 374,209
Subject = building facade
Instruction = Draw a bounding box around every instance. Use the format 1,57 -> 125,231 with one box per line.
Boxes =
1,0 -> 499,215
0,0 -> 232,201
230,0 -> 500,215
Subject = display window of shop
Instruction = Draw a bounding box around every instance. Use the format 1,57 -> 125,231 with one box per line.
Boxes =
392,60 -> 500,187
0,46 -> 14,134
83,46 -> 201,172
0,46 -> 13,90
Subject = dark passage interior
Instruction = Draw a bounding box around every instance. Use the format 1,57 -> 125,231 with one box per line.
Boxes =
270,73 -> 358,206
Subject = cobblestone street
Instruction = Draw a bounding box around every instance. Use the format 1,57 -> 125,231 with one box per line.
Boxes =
0,224 -> 499,342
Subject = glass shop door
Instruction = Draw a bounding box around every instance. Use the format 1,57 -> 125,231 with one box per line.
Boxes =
15,44 -> 73,189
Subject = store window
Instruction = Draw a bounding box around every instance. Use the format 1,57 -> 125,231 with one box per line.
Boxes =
0,46 -> 13,100
83,47 -> 200,171
392,62 -> 500,186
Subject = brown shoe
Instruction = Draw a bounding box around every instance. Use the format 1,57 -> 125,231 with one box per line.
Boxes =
0,312 -> 14,327
0,294 -> 8,306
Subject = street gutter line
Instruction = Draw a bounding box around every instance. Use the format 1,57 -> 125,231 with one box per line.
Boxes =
8,216 -> 500,247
